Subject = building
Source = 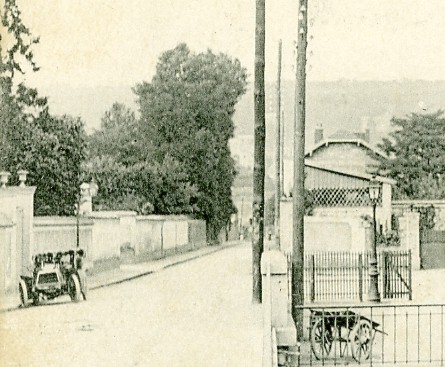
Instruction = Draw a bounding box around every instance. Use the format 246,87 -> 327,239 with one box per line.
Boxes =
305,128 -> 387,175
282,129 -> 388,194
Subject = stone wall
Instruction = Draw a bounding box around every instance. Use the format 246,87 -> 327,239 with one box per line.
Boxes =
32,212 -> 207,272
280,200 -> 369,254
398,212 -> 421,269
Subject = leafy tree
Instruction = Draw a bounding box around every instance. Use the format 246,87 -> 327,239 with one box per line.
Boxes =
134,44 -> 247,240
1,0 -> 87,215
82,154 -> 197,215
374,111 -> 445,199
88,103 -> 140,165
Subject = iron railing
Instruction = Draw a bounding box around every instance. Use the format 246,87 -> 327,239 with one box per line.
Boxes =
294,303 -> 445,366
301,251 -> 412,302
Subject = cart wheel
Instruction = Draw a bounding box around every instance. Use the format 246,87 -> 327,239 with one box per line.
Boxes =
350,319 -> 374,361
19,280 -> 31,308
310,318 -> 333,360
68,274 -> 82,302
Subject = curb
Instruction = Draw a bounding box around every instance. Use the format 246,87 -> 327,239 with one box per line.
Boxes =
1,240 -> 244,313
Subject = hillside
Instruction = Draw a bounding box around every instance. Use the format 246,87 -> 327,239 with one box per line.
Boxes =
40,80 -> 445,143
234,79 -> 445,151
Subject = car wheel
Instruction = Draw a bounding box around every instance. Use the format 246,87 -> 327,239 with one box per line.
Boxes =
68,274 -> 82,302
19,280 -> 31,307
77,270 -> 88,301
32,293 -> 40,306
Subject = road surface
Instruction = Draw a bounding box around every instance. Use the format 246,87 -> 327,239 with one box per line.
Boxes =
0,244 -> 262,367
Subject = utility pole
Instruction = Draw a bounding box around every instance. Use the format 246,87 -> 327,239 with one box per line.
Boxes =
252,0 -> 266,303
281,110 -> 285,197
292,0 -> 308,339
275,40 -> 282,250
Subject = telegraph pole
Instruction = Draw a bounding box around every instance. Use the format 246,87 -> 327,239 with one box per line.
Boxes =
252,0 -> 266,303
275,40 -> 282,249
292,0 -> 308,339
281,110 -> 285,196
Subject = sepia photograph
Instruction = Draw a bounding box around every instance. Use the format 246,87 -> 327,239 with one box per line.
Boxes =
1,0 -> 445,366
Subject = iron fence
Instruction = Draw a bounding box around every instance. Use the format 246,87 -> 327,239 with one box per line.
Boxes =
300,251 -> 412,302
294,303 -> 445,366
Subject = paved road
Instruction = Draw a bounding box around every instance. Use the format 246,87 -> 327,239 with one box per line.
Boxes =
0,244 -> 262,367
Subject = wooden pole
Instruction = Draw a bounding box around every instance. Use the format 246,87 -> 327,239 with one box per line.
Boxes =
252,0 -> 266,303
275,40 -> 282,250
292,0 -> 308,339
281,110 -> 285,196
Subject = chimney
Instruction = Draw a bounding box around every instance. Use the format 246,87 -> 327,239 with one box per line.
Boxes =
360,117 -> 370,142
363,129 -> 370,143
314,124 -> 323,144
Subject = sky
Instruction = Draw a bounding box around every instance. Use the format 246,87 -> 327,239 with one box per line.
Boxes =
7,0 -> 445,90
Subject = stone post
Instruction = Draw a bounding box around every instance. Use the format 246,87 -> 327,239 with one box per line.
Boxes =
399,212 -> 421,270
261,250 -> 297,363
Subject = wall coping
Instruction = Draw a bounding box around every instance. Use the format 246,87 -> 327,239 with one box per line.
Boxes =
89,211 -> 137,219
393,199 -> 445,206
304,216 -> 362,224
136,215 -> 192,221
34,216 -> 94,227
0,186 -> 36,197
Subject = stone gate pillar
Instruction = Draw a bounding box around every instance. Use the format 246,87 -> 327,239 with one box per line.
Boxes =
399,212 -> 420,270
0,171 -> 36,295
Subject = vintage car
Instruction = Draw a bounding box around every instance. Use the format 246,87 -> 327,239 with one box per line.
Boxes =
19,249 -> 87,307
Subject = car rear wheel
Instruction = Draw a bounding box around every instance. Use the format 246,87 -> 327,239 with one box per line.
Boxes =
19,280 -> 31,307
68,274 -> 82,302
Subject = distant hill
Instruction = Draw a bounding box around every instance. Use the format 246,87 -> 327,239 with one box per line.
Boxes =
40,80 -> 445,142
39,84 -> 139,133
234,79 -> 445,153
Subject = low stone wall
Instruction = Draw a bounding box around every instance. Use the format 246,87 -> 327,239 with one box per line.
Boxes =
280,200 -> 369,254
33,216 -> 94,255
32,212 -> 207,274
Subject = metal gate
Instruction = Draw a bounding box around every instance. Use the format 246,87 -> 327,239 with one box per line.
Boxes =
303,251 -> 412,302
381,251 -> 412,299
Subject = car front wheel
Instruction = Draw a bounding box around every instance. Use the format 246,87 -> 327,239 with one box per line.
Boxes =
68,274 -> 82,302
19,280 -> 31,308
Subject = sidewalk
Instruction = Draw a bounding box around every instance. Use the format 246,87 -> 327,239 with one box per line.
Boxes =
411,267 -> 445,303
0,240 -> 242,313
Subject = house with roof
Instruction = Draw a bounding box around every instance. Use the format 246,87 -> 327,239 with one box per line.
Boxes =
305,127 -> 387,176
280,128 -> 395,250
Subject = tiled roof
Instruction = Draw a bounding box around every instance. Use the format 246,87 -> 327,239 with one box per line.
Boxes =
305,130 -> 387,158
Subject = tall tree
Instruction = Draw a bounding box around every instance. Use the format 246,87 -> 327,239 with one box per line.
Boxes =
88,102 -> 140,165
86,102 -> 198,215
1,0 -> 87,215
134,44 -> 247,240
374,111 -> 445,199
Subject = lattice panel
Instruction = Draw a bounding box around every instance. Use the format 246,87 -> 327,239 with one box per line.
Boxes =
311,187 -> 382,207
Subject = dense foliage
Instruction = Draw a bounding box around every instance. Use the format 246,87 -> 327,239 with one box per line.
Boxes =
2,1 -> 247,231
374,111 -> 445,200
133,44 -> 247,239
1,0 -> 87,215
